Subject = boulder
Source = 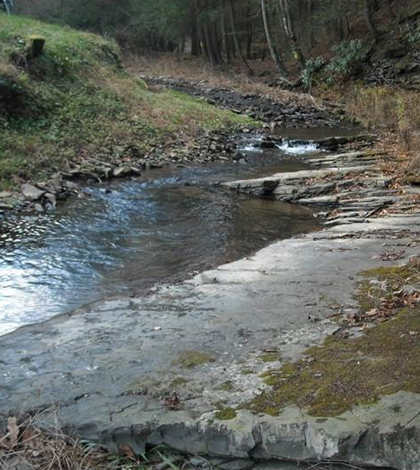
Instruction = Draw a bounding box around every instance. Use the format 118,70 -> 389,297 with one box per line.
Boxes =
21,183 -> 45,201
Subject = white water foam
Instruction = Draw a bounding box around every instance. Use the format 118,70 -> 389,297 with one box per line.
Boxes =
240,144 -> 263,153
276,141 -> 320,155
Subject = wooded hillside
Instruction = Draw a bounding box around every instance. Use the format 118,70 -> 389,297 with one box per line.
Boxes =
15,0 -> 420,80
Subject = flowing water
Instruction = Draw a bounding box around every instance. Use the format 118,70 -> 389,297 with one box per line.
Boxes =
0,137 -> 324,336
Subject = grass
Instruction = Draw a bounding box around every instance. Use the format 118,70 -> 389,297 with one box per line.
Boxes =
247,259 -> 420,417
327,85 -> 420,182
345,86 -> 420,152
0,14 -> 253,190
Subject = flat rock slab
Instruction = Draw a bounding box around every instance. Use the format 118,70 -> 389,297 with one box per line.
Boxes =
1,214 -> 420,469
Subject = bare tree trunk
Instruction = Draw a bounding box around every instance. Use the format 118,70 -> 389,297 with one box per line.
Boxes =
191,16 -> 201,56
203,20 -> 218,66
211,22 -> 223,64
364,0 -> 379,42
246,11 -> 253,60
337,8 -> 350,41
220,5 -> 230,63
306,0 -> 314,51
278,0 -> 305,70
261,0 -> 288,77
194,0 -> 208,58
226,0 -> 254,76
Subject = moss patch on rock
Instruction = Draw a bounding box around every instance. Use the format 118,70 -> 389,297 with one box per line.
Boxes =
218,380 -> 235,392
173,350 -> 215,369
214,407 -> 237,421
247,260 -> 420,417
170,376 -> 188,388
259,352 -> 281,363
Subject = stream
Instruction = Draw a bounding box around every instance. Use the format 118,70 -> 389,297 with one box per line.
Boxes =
0,135 -> 328,336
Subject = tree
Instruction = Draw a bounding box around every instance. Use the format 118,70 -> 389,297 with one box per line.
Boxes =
226,0 -> 254,76
278,0 -> 305,70
261,0 -> 288,77
364,0 -> 379,42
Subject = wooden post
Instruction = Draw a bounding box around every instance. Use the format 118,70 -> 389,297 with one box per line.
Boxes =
27,35 -> 45,59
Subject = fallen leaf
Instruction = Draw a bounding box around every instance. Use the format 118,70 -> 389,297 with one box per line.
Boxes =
7,417 -> 19,447
118,444 -> 136,460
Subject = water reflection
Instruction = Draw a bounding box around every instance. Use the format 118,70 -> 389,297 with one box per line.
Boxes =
0,146 -> 321,335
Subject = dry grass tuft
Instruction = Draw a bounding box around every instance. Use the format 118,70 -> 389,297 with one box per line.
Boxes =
0,409 -> 196,470
0,409 -> 108,470
344,86 -> 420,154
325,85 -> 420,180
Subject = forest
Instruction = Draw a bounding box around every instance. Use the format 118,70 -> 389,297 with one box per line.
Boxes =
14,1 -> 410,69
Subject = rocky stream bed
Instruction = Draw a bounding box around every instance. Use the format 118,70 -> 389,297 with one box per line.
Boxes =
1,80 -> 420,470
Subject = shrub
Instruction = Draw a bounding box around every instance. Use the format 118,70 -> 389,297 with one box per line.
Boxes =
301,56 -> 325,92
325,40 -> 369,84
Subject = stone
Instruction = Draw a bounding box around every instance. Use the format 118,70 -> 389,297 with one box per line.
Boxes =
21,183 -> 45,201
190,457 -> 211,468
44,193 -> 57,207
252,461 -> 312,470
218,459 -> 254,470
298,196 -> 339,206
113,166 -> 129,177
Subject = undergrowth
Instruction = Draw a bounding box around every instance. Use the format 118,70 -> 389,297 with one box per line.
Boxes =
342,85 -> 420,179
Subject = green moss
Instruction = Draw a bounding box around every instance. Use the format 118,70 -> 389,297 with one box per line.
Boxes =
259,352 -> 280,363
241,368 -> 254,375
170,377 -> 188,388
247,262 -> 420,417
218,380 -> 235,392
360,266 -> 414,279
214,407 -> 237,421
356,261 -> 420,312
258,406 -> 280,417
173,350 -> 215,369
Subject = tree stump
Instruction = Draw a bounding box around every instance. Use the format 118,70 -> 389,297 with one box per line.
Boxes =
27,36 -> 45,59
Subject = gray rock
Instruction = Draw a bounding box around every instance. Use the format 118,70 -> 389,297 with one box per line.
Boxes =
252,461 -> 313,470
113,166 -> 129,177
218,459 -> 254,470
21,183 -> 45,201
44,193 -> 57,207
298,196 -> 339,206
